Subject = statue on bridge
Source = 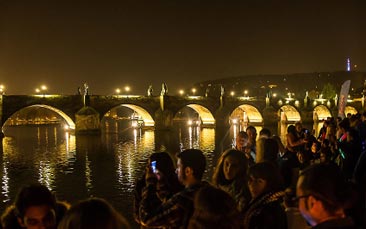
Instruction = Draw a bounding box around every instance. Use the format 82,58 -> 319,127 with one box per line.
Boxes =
83,82 -> 89,96
220,85 -> 225,97
147,85 -> 153,96
205,84 -> 211,97
161,83 -> 168,96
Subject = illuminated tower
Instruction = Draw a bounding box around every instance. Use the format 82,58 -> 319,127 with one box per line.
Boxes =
347,58 -> 351,72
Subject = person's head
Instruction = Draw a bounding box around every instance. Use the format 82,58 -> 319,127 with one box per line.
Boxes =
148,152 -> 176,181
246,126 -> 257,143
311,141 -> 320,153
235,131 -> 248,151
287,125 -> 297,135
319,149 -> 332,164
14,184 -> 57,229
338,118 -> 350,134
247,162 -> 284,199
272,135 -> 285,153
176,149 -> 206,187
295,122 -> 302,133
188,185 -> 241,229
296,163 -> 349,226
212,149 -> 248,186
58,198 -> 129,229
346,128 -> 359,143
259,128 -> 271,138
362,111 -> 366,122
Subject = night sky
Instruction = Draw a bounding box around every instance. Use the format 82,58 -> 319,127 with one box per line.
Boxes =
0,1 -> 365,95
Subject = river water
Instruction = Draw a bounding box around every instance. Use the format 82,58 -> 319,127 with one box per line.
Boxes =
0,121 -> 321,228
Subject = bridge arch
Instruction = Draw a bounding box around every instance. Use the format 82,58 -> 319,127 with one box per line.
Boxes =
313,105 -> 332,121
3,104 -> 75,129
230,104 -> 263,124
345,106 -> 358,116
278,105 -> 301,123
186,104 -> 215,125
103,104 -> 155,127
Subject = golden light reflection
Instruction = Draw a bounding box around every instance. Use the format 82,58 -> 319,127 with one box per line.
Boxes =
85,154 -> 92,193
199,128 -> 215,152
115,130 -> 156,192
38,160 -> 54,190
2,160 -> 10,203
188,126 -> 193,149
1,139 -> 12,203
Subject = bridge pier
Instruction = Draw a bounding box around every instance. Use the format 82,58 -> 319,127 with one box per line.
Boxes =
262,107 -> 278,127
75,106 -> 101,134
154,109 -> 174,130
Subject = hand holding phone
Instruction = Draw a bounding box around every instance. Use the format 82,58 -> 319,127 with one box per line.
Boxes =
151,161 -> 157,173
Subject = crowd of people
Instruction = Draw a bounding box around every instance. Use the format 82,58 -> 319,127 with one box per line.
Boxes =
2,113 -> 366,228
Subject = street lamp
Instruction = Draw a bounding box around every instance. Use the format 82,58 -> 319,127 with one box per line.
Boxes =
41,85 -> 48,96
124,86 -> 130,93
192,88 -> 196,95
179,89 -> 184,96
115,88 -> 121,94
230,91 -> 235,96
0,85 -> 5,95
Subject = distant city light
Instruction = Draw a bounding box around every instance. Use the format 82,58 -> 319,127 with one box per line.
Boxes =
244,90 -> 248,95
230,91 -> 235,96
125,86 -> 130,92
115,88 -> 121,94
192,88 -> 196,94
179,89 -> 184,96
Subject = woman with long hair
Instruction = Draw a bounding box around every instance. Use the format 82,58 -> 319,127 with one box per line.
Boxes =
243,162 -> 287,229
212,149 -> 251,213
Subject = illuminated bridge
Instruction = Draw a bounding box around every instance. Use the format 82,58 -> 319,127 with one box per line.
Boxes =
0,94 -> 363,133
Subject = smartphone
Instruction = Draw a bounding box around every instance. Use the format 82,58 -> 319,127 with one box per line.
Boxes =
151,161 -> 157,173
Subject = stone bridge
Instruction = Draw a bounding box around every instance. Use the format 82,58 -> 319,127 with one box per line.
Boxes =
0,94 -> 364,133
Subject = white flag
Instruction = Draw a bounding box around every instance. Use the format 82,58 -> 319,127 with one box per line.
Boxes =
338,80 -> 351,119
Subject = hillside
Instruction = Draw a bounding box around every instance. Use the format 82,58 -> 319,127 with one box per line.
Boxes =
191,71 -> 366,99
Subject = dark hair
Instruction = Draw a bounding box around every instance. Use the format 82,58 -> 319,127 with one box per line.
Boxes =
149,152 -> 183,194
177,149 -> 206,180
246,126 -> 256,133
259,128 -> 271,137
58,198 -> 130,229
188,185 -> 241,229
248,162 -> 284,193
212,149 -> 248,186
237,131 -> 248,139
338,118 -> 350,131
287,125 -> 297,135
298,163 -> 349,214
14,184 -> 56,218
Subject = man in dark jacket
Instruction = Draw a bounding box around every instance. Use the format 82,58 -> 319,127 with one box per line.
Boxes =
139,149 -> 206,229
